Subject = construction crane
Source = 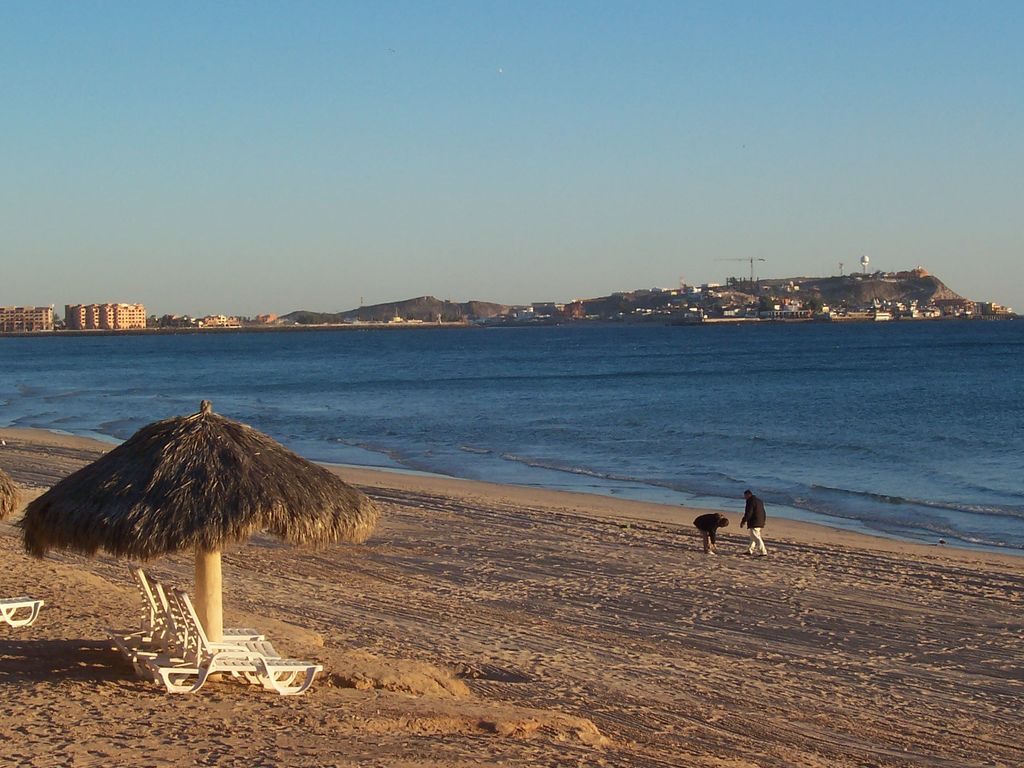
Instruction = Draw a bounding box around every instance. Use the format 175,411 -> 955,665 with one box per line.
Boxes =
716,257 -> 766,283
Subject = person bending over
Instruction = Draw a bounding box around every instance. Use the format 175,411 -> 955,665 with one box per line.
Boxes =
693,512 -> 729,555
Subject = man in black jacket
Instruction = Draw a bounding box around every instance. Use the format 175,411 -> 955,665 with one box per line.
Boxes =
741,489 -> 768,556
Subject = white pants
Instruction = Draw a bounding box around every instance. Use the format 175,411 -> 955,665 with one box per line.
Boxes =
747,527 -> 767,555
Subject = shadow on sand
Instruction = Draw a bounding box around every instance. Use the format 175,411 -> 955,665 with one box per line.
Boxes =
0,638 -> 136,686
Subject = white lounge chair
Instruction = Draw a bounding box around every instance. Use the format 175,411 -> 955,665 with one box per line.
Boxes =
153,579 -> 267,649
0,597 -> 44,628
146,589 -> 321,696
107,568 -> 172,674
109,568 -> 263,679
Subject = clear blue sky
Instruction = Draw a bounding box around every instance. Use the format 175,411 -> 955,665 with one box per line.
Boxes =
1,1 -> 1021,316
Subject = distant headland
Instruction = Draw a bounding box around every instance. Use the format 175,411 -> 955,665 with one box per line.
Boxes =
278,267 -> 1016,328
0,267 -> 1016,336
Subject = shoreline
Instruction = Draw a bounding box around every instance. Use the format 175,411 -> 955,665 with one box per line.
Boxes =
3,425 -> 1020,567
330,459 -> 1023,557
331,463 -> 1024,568
0,312 -> 1017,339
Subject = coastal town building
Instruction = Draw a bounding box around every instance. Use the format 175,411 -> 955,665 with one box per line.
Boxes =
65,304 -> 95,329
932,299 -> 977,317
531,302 -> 564,318
65,303 -> 147,330
198,314 -> 242,328
564,300 -> 585,320
154,314 -> 196,328
979,302 -> 1015,317
0,305 -> 54,332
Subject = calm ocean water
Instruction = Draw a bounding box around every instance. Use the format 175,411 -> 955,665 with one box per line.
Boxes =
1,322 -> 1022,553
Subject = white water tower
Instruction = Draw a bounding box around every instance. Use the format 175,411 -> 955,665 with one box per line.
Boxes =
860,254 -> 870,274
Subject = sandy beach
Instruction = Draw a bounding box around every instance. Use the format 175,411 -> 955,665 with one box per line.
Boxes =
0,427 -> 1021,768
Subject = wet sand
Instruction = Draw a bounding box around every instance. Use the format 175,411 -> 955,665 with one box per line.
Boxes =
0,427 -> 1021,767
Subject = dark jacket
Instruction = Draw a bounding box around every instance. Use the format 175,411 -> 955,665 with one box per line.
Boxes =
693,513 -> 729,532
741,495 -> 766,528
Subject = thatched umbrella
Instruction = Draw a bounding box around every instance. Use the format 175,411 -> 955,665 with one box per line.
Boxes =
0,468 -> 19,520
20,400 -> 380,640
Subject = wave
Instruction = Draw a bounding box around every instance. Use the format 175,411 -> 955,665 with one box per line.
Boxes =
41,389 -> 88,402
806,482 -> 1024,522
498,453 -> 637,483
96,419 -> 149,441
495,453 -> 745,491
845,516 -> 1024,551
11,411 -> 59,427
281,362 -> 888,391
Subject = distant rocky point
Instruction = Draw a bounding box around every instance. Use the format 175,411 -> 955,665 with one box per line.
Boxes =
281,269 -> 1014,325
758,271 -> 964,306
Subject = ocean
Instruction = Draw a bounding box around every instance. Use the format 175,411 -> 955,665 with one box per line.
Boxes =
1,321 -> 1022,553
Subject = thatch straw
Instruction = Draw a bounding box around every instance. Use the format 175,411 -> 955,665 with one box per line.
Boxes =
0,468 -> 19,521
21,400 -> 380,559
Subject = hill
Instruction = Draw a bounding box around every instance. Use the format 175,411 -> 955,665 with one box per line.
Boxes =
282,296 -> 509,325
756,272 -> 965,306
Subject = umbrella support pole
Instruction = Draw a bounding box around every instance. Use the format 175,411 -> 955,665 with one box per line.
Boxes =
195,548 -> 224,642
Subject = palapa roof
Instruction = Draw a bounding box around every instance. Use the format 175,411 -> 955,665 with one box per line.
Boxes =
21,401 -> 380,559
0,468 -> 18,521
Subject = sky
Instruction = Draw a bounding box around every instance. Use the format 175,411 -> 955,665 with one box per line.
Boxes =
1,1 -> 1021,316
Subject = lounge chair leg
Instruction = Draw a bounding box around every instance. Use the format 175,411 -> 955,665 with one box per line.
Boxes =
257,668 -> 300,691
156,666 -> 205,694
262,665 -> 320,695
241,669 -> 266,686
1,600 -> 43,628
